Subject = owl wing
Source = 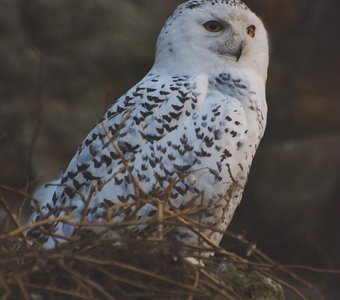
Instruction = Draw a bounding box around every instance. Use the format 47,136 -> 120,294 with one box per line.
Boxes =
38,74 -> 209,216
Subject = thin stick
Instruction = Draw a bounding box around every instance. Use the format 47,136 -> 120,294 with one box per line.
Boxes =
17,177 -> 30,224
187,268 -> 200,300
73,255 -> 200,293
15,277 -> 31,300
25,50 -> 46,174
0,215 -> 73,239
57,260 -> 116,300
0,195 -> 29,245
18,283 -> 92,300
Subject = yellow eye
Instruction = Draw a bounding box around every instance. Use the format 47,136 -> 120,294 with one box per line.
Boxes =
203,20 -> 223,33
247,25 -> 256,38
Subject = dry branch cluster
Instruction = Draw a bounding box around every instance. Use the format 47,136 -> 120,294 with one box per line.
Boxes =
1,181 -> 328,300
0,215 -> 286,300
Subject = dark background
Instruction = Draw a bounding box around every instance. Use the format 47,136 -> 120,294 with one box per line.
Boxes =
0,1 -> 339,299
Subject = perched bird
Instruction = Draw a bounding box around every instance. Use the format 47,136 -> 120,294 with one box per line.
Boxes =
28,0 -> 269,249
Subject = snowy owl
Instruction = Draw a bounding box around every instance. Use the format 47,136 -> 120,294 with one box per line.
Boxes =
28,0 -> 269,249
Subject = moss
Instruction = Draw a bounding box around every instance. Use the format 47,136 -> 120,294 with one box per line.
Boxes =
220,262 -> 285,300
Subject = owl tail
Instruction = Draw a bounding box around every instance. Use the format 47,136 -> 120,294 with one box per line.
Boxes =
30,179 -> 61,219
27,179 -> 61,248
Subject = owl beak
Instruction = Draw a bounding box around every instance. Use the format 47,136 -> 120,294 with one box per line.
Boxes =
219,39 -> 244,62
234,44 -> 244,62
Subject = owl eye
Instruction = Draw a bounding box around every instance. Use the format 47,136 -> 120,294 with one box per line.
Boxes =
247,25 -> 256,38
203,20 -> 223,33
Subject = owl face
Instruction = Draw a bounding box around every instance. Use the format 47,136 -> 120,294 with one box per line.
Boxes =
155,1 -> 269,80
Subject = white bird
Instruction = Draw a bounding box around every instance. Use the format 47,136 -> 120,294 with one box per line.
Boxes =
28,0 -> 269,249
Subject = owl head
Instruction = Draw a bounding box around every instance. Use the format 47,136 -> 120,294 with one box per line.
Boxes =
154,0 -> 269,81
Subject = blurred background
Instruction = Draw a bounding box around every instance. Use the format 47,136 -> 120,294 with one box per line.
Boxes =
0,0 -> 339,298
